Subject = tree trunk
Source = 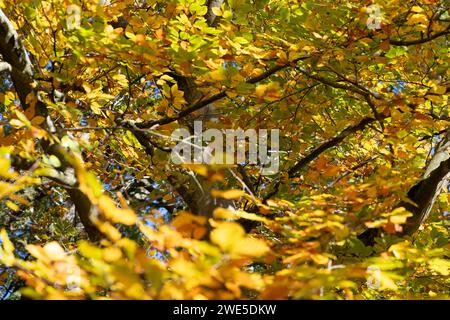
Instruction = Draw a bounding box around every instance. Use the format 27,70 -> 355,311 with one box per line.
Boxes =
359,130 -> 450,245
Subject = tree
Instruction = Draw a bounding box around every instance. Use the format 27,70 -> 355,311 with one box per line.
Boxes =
0,0 -> 449,300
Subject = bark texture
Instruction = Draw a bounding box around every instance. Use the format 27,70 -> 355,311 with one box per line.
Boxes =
0,9 -> 102,241
359,131 -> 450,245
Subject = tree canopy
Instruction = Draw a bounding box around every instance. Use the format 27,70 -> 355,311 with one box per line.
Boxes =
0,0 -> 449,299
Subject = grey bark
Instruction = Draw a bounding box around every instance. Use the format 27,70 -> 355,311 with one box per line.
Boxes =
160,0 -> 233,221
402,132 -> 450,234
0,9 -> 102,241
205,0 -> 224,26
359,130 -> 450,245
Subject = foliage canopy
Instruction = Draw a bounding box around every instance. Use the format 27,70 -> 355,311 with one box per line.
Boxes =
0,0 -> 449,299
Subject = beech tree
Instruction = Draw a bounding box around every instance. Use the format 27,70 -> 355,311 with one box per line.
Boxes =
0,0 -> 449,299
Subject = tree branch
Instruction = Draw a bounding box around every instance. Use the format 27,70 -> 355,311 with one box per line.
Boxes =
135,54 -> 315,129
359,131 -> 450,245
0,8 -> 102,241
389,26 -> 450,46
288,117 -> 376,177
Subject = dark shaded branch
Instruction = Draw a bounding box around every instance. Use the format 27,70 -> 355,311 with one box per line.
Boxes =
135,54 -> 315,129
288,117 -> 376,177
359,132 -> 450,245
418,129 -> 447,141
0,9 -> 102,241
297,68 -> 369,97
259,116 -> 377,209
389,26 -> 450,46
331,156 -> 377,186
0,9 -> 46,115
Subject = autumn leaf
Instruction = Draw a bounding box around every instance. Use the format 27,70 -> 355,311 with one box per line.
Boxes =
210,222 -> 269,258
211,189 -> 246,200
0,0 -> 448,300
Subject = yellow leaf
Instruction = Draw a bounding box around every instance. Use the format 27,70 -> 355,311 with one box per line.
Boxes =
48,155 -> 62,168
181,164 -> 209,176
225,90 -> 238,98
431,85 -> 447,95
386,207 -> 412,224
254,82 -> 281,101
408,14 -> 428,25
210,69 -> 227,81
0,157 -> 13,178
389,215 -> 409,224
171,259 -> 202,279
365,219 -> 388,228
31,116 -> 46,126
210,222 -> 269,258
411,6 -> 424,13
211,222 -> 245,252
254,84 -> 267,98
79,171 -> 103,198
78,240 -> 102,259
94,220 -> 122,241
5,200 -> 19,211
9,194 -> 30,206
25,93 -> 37,111
102,246 -> 123,262
428,258 -> 450,276
214,207 -> 269,224
211,6 -> 222,16
172,212 -> 207,239
160,74 -> 174,82
389,241 -> 416,258
82,82 -> 92,93
16,110 -> 31,123
99,196 -> 137,225
233,237 -> 269,257
170,83 -> 184,98
426,94 -> 443,104
311,254 -> 330,265
0,229 -> 14,256
283,251 -> 308,264
378,272 -> 398,290
211,189 -> 246,200
172,212 -> 207,228
43,242 -> 66,260
213,207 -> 235,219
9,119 -> 25,129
